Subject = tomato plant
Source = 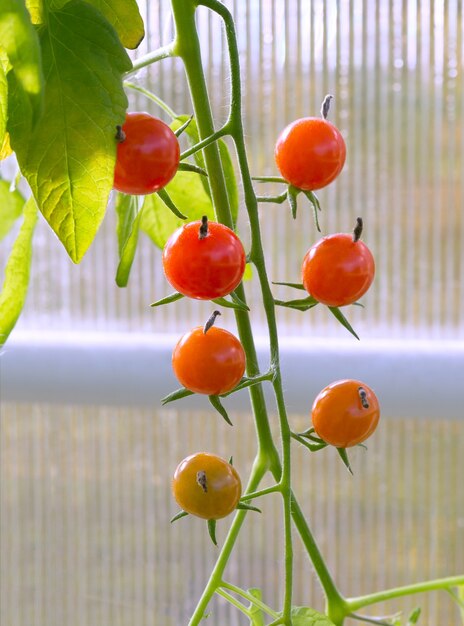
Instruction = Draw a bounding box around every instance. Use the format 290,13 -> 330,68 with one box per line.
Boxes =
172,452 -> 242,520
311,379 -> 380,448
301,218 -> 375,306
162,217 -> 246,300
113,112 -> 180,195
274,112 -> 346,191
172,320 -> 245,395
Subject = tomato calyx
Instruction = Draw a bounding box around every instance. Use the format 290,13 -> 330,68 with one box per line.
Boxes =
115,124 -> 126,143
203,309 -> 221,334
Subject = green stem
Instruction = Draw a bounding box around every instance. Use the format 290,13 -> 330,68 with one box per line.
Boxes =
179,126 -> 230,161
125,42 -> 176,77
221,581 -> 280,618
239,484 -> 282,501
346,576 -> 464,613
123,81 -> 178,118
215,588 -> 252,618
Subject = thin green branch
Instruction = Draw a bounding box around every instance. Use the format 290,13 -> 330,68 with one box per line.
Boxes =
256,192 -> 288,204
125,42 -> 176,77
346,576 -> 464,613
179,126 -> 230,161
239,484 -> 282,502
215,588 -> 252,618
123,81 -> 178,119
221,581 -> 279,618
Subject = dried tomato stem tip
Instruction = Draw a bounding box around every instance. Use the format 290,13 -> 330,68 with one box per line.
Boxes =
203,310 -> 221,334
353,217 -> 363,242
320,94 -> 334,120
358,386 -> 370,409
199,215 -> 209,239
115,125 -> 126,143
196,470 -> 208,492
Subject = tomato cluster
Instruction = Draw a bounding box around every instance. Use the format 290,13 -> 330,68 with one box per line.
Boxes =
118,99 -> 381,524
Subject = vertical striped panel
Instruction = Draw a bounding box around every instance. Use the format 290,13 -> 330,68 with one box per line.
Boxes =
1,404 -> 463,625
0,0 -> 461,340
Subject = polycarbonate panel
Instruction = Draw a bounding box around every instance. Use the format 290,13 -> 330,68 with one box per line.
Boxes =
1,0 -> 462,340
1,404 -> 462,625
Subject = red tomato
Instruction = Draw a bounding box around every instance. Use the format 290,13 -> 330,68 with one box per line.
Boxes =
311,379 -> 380,448
113,112 -> 180,195
172,452 -> 242,520
162,219 -> 246,300
301,229 -> 375,307
275,117 -> 346,190
172,325 -> 245,395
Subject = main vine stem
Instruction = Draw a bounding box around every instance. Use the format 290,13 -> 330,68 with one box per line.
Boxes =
140,1 -> 464,625
168,1 -> 346,624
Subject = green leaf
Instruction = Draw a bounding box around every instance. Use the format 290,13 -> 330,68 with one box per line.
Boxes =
115,193 -> 143,287
272,281 -> 305,290
236,502 -> 261,513
336,447 -> 353,475
247,588 -> 265,626
0,0 -> 44,127
0,196 -> 38,345
220,373 -> 272,397
83,0 -> 144,49
457,585 -> 464,624
140,169 -> 213,249
328,306 -> 360,340
8,0 -> 131,263
161,386 -> 195,405
156,188 -> 188,220
287,186 -> 298,219
0,53 -> 7,147
0,179 -> 25,240
207,519 -> 218,546
150,292 -> 184,307
291,433 -> 327,453
211,295 -> 249,312
170,510 -> 189,523
303,190 -> 322,232
279,606 -> 336,626
274,296 -> 319,311
208,395 -> 233,426
406,607 -> 421,625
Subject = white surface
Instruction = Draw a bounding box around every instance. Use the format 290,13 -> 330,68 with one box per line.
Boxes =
1,331 -> 463,418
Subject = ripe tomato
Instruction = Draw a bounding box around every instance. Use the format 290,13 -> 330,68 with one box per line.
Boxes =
301,225 -> 375,307
172,452 -> 242,520
113,112 -> 180,195
311,379 -> 380,448
162,219 -> 246,300
275,116 -> 346,190
172,325 -> 246,395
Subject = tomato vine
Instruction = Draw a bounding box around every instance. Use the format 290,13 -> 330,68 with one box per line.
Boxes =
0,1 -> 462,625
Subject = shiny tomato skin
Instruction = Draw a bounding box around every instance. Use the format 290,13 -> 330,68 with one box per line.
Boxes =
302,233 -> 375,307
172,452 -> 242,520
312,379 -> 380,448
275,117 -> 346,191
114,112 -> 180,195
172,326 -> 246,395
162,221 -> 246,300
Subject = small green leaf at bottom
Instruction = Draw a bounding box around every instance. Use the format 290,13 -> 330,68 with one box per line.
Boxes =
170,510 -> 189,523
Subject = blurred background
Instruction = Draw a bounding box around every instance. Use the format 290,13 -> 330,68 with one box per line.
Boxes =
1,1 -> 463,624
